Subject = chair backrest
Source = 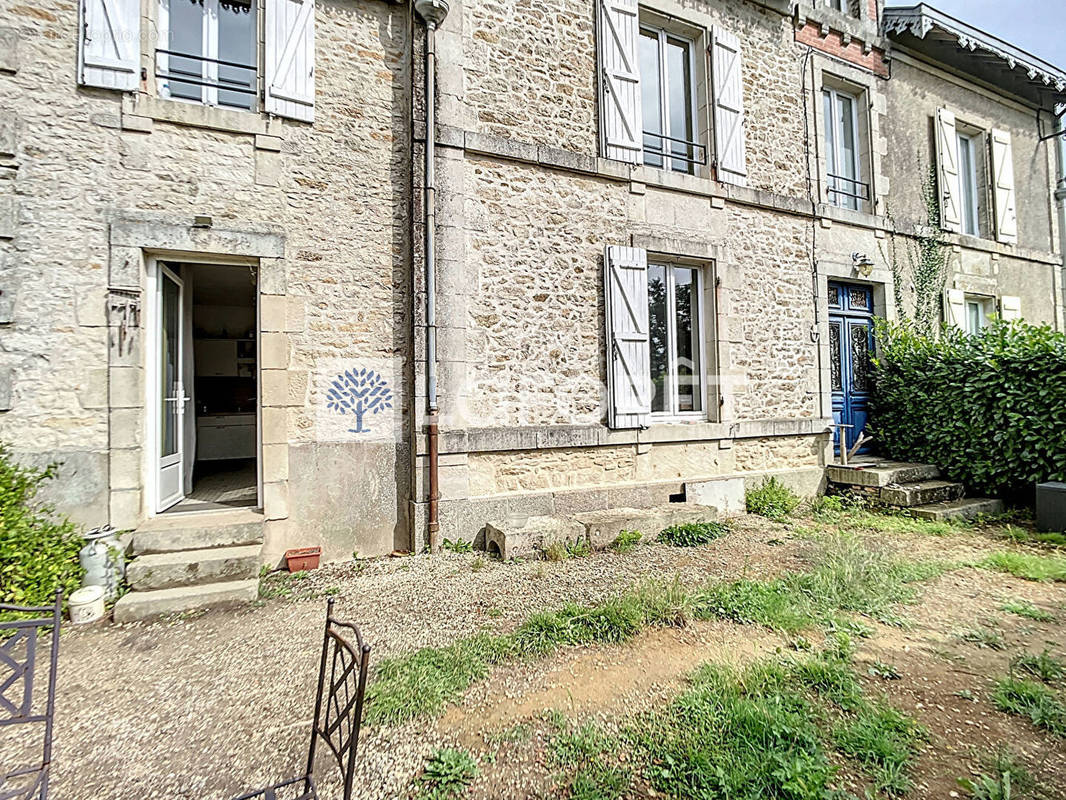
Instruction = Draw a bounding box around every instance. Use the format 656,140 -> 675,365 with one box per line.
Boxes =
0,590 -> 62,800
305,599 -> 371,800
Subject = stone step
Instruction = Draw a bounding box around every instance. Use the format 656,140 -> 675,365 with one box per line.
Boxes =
911,497 -> 1005,521
879,479 -> 965,508
126,545 -> 261,591
827,460 -> 941,488
132,510 -> 264,555
113,580 -> 259,624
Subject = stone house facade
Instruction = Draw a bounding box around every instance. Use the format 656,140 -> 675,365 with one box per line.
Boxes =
0,0 -> 1063,565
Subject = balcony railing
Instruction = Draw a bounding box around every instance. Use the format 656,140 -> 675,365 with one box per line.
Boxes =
642,130 -> 707,169
155,49 -> 257,98
826,172 -> 871,205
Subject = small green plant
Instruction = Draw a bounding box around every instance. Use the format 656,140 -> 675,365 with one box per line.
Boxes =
609,529 -> 642,554
958,771 -> 1014,800
958,748 -> 1034,800
960,627 -> 1006,650
0,447 -> 83,614
979,551 -> 1066,582
833,702 -> 926,795
745,477 -> 801,521
486,606 -> 502,618
566,539 -> 592,558
656,520 -> 730,547
542,541 -> 569,562
868,660 -> 902,680
290,570 -> 309,581
416,748 -> 478,799
1011,648 -> 1065,683
442,538 -> 473,554
999,598 -> 1055,622
471,556 -> 486,572
992,676 -> 1066,737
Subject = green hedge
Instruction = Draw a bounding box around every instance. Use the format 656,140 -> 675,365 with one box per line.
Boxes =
871,320 -> 1066,500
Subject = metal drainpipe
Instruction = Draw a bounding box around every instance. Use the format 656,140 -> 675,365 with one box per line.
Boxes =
1057,110 -> 1066,330
415,0 -> 449,553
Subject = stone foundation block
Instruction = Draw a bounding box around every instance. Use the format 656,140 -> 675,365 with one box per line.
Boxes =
484,515 -> 584,560
686,477 -> 746,513
573,504 -> 717,550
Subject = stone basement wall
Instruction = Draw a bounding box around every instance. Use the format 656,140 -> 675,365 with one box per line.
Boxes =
0,0 -> 412,560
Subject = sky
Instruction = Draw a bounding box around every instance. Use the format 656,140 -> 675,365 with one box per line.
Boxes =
885,0 -> 1065,69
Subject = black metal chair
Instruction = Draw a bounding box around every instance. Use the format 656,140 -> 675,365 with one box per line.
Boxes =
0,590 -> 62,800
231,599 -> 371,800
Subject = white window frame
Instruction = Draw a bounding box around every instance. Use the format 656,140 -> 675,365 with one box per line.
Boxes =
156,0 -> 258,110
648,261 -> 708,420
957,131 -> 981,237
639,23 -> 700,175
823,86 -> 864,211
965,295 -> 992,335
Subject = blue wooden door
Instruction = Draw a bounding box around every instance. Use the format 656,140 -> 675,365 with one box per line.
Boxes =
829,283 -> 875,456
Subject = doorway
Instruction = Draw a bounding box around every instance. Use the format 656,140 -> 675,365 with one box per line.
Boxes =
828,282 -> 875,457
151,259 -> 260,514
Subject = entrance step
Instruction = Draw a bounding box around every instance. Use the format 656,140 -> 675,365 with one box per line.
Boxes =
131,508 -> 264,555
113,580 -> 259,624
827,460 -> 941,488
485,504 -> 717,560
126,545 -> 261,591
878,479 -> 965,508
911,497 -> 1005,521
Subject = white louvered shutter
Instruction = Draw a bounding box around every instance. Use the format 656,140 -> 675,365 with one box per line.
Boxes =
598,0 -> 641,164
943,289 -> 966,329
935,108 -> 961,233
711,27 -> 747,187
266,0 -> 316,122
604,246 -> 651,429
991,129 -> 1018,244
78,0 -> 140,90
1000,296 -> 1021,321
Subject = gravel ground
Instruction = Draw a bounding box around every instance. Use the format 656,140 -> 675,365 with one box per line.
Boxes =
41,513 -> 794,800
24,512 -> 1063,800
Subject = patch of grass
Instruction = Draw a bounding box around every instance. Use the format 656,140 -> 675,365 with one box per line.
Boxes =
992,676 -> 1066,737
833,702 -> 926,795
999,598 -> 1055,622
470,556 -> 486,572
551,721 -> 610,766
694,576 -> 814,632
979,551 -> 1066,582
415,748 -> 478,799
566,763 -> 629,800
958,748 -> 1035,800
960,627 -> 1007,650
745,476 -> 801,521
486,721 -> 531,746
1011,648 -> 1065,683
657,520 -> 731,547
542,541 -> 569,562
609,529 -> 642,553
1001,524 -> 1066,549
441,538 -> 473,554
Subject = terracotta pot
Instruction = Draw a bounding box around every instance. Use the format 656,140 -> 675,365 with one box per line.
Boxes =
285,546 -> 322,572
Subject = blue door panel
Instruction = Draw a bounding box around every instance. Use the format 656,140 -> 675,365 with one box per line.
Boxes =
829,282 -> 874,456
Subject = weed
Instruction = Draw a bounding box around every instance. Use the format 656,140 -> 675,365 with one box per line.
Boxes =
320,586 -> 340,597
979,551 -> 1066,582
441,538 -> 473,554
609,529 -> 642,554
290,570 -> 309,581
960,627 -> 1007,650
551,721 -> 609,766
566,763 -> 629,800
955,689 -> 977,702
657,520 -> 730,547
542,541 -> 569,562
471,556 -> 486,572
868,661 -> 902,680
746,476 -> 801,521
999,599 -> 1055,622
566,539 -> 592,558
959,748 -> 1035,799
416,748 -> 478,799
833,702 -> 926,794
1001,525 -> 1066,549
992,676 -> 1066,737
1011,648 -> 1065,683
486,606 -> 502,619
486,721 -> 532,746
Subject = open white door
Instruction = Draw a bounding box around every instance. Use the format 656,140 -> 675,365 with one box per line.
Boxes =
157,265 -> 188,512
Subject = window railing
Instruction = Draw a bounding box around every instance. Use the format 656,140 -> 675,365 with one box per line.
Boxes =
642,131 -> 707,167
826,173 -> 870,204
155,49 -> 257,96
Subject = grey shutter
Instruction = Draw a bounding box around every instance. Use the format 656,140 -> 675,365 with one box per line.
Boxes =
604,245 -> 651,429
266,0 -> 316,122
991,129 -> 1018,244
711,27 -> 747,187
1000,295 -> 1021,321
78,0 -> 140,91
944,289 -> 966,329
598,0 -> 641,164
935,108 -> 961,233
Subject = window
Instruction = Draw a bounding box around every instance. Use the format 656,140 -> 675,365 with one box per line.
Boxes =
965,296 -> 991,335
823,87 -> 867,211
648,263 -> 705,415
957,132 -> 980,236
157,0 -> 258,111
639,26 -> 699,173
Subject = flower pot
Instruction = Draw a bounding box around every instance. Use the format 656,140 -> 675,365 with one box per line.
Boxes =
285,546 -> 322,572
69,585 -> 106,625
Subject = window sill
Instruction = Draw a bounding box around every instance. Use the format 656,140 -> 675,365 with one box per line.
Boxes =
121,93 -> 285,138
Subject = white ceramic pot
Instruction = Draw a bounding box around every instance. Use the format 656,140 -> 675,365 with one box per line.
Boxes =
69,585 -> 106,625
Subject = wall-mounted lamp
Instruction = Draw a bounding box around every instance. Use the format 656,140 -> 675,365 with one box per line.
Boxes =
851,252 -> 874,277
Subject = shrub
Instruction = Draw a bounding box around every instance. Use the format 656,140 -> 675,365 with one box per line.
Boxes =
656,520 -> 730,547
872,319 -> 1066,500
0,447 -> 82,611
746,477 -> 801,521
